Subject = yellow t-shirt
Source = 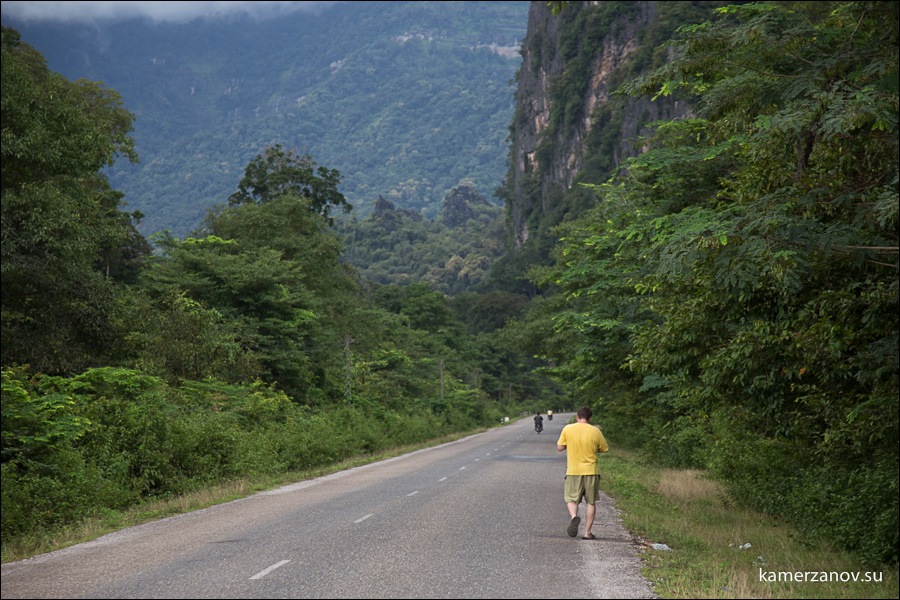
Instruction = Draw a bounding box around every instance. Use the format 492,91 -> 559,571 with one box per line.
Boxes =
557,422 -> 609,475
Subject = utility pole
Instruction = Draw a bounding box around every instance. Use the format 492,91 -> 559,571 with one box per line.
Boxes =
439,357 -> 445,403
345,334 -> 353,405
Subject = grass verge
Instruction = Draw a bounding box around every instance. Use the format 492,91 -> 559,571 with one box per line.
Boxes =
601,448 -> 898,599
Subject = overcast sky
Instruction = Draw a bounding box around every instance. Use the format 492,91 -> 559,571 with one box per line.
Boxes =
1,1 -> 340,24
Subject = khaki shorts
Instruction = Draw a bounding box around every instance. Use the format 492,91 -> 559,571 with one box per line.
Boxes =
564,474 -> 601,504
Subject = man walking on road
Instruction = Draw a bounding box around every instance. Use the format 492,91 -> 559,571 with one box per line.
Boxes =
556,406 -> 609,540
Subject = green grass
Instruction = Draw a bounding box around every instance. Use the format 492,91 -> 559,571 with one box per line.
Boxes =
601,449 -> 899,599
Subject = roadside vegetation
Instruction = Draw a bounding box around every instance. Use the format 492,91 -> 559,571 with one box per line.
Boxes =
601,448 -> 899,599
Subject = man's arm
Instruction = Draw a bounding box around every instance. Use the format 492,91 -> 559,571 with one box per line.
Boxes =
596,430 -> 609,453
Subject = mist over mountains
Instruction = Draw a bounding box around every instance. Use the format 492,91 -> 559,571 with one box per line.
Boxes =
2,1 -> 528,239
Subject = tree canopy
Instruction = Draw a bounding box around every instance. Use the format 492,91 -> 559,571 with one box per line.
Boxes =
226,144 -> 352,224
1,27 -> 144,374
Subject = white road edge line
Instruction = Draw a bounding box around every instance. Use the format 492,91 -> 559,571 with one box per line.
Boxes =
355,513 -> 374,523
250,559 -> 291,580
406,490 -> 419,496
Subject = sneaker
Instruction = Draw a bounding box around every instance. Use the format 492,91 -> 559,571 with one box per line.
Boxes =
567,516 -> 581,537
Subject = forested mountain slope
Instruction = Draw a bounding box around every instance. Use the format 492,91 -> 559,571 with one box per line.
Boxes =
2,1 -> 528,239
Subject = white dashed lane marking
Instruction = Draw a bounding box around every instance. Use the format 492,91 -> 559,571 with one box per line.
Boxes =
250,560 -> 291,580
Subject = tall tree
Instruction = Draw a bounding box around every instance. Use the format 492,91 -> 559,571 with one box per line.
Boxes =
227,144 -> 351,224
140,186 -> 361,402
141,233 -> 320,401
1,27 -> 143,373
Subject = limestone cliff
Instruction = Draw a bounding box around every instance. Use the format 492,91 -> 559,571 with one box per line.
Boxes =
505,1 -> 717,251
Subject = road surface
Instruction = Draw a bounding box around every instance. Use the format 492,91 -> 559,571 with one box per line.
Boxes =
1,414 -> 656,599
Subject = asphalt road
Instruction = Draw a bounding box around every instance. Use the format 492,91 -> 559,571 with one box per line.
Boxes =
1,414 -> 657,599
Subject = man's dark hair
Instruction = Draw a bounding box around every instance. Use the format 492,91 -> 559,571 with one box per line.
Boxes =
576,406 -> 592,421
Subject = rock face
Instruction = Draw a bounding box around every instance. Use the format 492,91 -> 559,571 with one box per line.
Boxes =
506,1 -> 692,249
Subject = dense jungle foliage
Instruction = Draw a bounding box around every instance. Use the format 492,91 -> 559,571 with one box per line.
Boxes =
336,183 -> 507,295
1,25 -> 554,550
503,1 -> 898,565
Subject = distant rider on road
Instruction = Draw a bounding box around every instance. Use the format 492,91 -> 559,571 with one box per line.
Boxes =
534,412 -> 544,433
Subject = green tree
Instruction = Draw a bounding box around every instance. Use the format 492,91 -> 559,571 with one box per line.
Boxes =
206,194 -> 353,302
227,144 -> 351,223
116,286 -> 260,385
1,27 -> 143,374
372,283 -> 459,335
141,233 -> 321,402
206,193 -> 363,400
